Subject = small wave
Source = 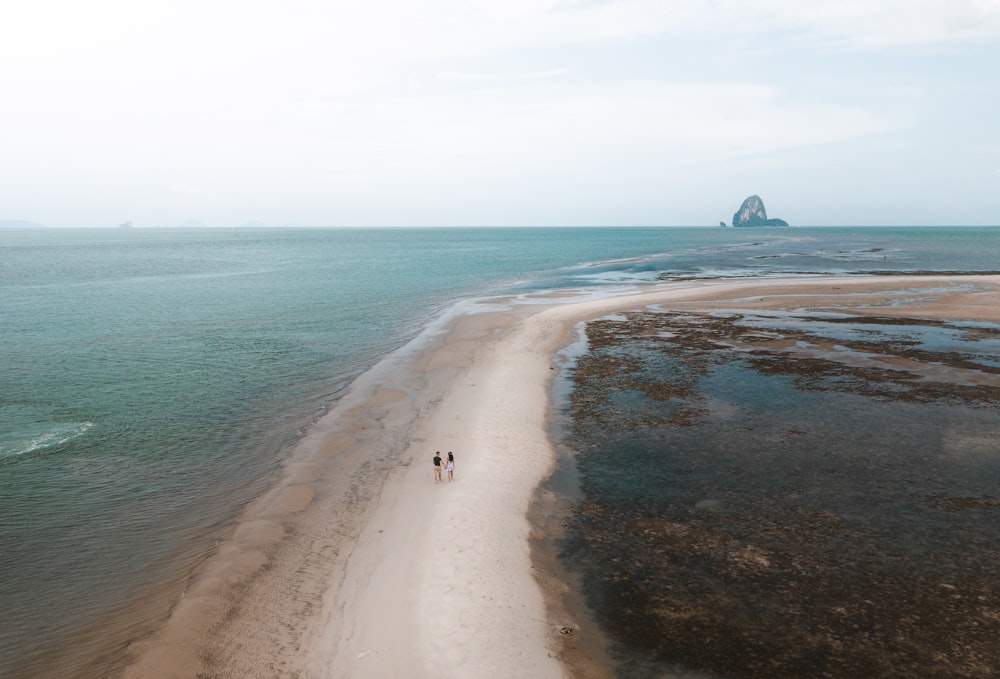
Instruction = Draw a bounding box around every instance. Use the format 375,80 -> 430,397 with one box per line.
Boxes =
0,421 -> 94,458
568,270 -> 661,285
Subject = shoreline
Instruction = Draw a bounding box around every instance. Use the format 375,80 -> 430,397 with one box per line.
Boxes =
121,274 -> 1000,678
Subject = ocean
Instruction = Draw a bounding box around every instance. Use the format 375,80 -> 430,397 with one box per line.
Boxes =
1,226 -> 998,677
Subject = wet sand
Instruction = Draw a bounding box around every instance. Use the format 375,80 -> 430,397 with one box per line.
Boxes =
120,275 -> 1000,678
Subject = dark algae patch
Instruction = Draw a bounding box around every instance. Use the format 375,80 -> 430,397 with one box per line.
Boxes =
559,310 -> 1000,678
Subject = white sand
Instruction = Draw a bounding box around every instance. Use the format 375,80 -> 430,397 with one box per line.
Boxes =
122,275 -> 1000,678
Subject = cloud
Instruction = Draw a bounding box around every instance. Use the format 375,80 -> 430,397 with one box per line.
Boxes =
735,0 -> 1000,48
437,68 -> 571,83
171,184 -> 214,197
3,2 -> 995,114
280,80 -> 889,196
6,2 -> 996,83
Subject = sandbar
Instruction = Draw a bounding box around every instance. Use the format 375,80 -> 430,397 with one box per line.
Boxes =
121,275 -> 1000,678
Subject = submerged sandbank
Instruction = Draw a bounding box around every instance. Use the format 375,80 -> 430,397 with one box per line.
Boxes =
122,275 -> 1000,678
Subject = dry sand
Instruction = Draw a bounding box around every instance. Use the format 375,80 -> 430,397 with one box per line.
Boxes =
121,275 -> 1000,679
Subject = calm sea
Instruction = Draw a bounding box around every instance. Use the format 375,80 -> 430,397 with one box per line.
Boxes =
1,226 -> 997,676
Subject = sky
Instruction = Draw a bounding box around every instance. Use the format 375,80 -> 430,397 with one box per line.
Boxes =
2,0 -> 998,227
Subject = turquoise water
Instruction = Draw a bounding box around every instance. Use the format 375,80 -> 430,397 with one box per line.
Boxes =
1,225 -> 997,676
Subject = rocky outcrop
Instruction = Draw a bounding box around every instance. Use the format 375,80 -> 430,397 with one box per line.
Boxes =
732,195 -> 789,227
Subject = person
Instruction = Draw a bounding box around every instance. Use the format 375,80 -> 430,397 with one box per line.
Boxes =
445,451 -> 455,482
433,451 -> 443,484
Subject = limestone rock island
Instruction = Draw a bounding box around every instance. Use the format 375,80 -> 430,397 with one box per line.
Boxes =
732,195 -> 789,227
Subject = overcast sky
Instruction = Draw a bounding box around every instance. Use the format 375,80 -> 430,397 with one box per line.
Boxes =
2,0 -> 998,227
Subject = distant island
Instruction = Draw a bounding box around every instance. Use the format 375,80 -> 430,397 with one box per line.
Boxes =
726,195 -> 789,227
0,219 -> 47,229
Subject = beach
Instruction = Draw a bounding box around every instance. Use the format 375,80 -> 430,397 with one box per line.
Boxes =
120,274 -> 1000,678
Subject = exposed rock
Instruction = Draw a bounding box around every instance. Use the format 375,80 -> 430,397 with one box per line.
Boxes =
732,195 -> 789,227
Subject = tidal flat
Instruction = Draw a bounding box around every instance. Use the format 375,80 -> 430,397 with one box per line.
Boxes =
559,306 -> 1000,679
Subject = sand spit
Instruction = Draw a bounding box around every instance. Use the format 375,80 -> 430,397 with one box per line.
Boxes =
121,275 -> 1000,678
